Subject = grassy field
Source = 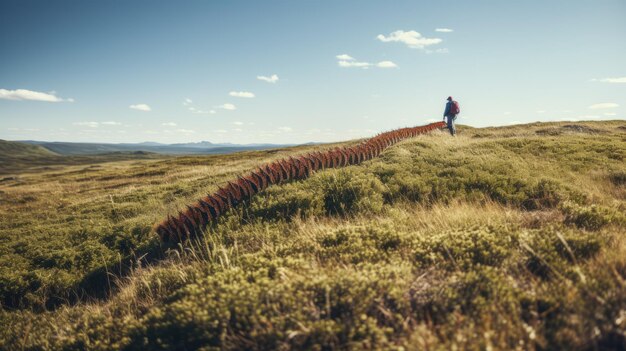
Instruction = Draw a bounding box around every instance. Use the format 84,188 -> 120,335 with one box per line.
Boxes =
1,121 -> 625,350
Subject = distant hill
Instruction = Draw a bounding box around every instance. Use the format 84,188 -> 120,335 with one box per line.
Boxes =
0,139 -> 58,158
0,140 -> 164,175
19,140 -> 296,155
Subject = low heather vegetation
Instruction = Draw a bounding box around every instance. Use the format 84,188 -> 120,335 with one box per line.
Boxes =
1,121 -> 625,350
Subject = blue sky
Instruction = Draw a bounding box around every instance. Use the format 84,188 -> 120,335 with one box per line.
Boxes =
1,0 -> 624,144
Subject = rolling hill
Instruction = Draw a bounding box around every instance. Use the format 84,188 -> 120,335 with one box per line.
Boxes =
0,121 -> 625,350
0,139 -> 58,158
20,140 -> 295,155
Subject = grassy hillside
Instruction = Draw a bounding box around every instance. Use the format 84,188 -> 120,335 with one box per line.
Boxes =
0,139 -> 170,175
0,139 -> 58,157
1,121 -> 625,350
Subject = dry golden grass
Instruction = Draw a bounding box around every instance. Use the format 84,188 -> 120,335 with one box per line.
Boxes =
1,120 -> 625,350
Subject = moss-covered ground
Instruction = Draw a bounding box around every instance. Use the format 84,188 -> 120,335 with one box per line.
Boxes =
1,121 -> 625,350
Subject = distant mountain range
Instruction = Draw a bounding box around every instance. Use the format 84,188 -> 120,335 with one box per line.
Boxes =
16,140 -> 304,155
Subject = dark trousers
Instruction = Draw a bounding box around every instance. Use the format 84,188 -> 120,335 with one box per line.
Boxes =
445,115 -> 457,135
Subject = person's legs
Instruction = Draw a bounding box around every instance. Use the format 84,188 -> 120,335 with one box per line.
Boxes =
446,116 -> 455,135
451,115 -> 457,136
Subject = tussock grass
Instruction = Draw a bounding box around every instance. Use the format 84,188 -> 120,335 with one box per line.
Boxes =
1,120 -> 625,350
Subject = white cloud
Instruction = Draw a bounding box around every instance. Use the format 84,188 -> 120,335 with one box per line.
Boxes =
577,115 -> 600,119
215,129 -> 228,133
183,98 -> 192,106
233,121 -> 244,126
435,28 -> 454,33
257,74 -> 279,83
536,110 -> 546,114
604,112 -> 617,116
210,110 -> 216,114
73,121 -> 99,128
101,121 -> 122,125
277,126 -> 293,132
337,56 -> 397,69
376,30 -> 442,49
338,60 -> 371,68
176,129 -> 195,134
0,88 -> 73,102
588,103 -> 619,109
162,122 -> 177,126
130,103 -> 151,111
217,103 -> 236,110
592,77 -> 626,83
336,54 -> 354,60
229,91 -> 255,98
376,61 -> 398,68
425,48 -> 449,54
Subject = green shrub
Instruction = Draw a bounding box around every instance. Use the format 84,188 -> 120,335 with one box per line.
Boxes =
313,169 -> 385,216
412,226 -> 517,269
317,225 -> 406,264
561,202 -> 623,230
522,179 -> 562,210
523,226 -> 603,280
250,182 -> 323,221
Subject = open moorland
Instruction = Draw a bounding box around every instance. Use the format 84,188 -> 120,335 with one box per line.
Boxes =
1,120 -> 625,350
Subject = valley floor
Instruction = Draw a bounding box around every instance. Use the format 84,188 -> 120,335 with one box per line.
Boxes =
1,121 -> 625,350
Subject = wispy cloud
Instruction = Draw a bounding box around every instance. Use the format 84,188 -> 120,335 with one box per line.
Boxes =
217,103 -> 236,110
183,99 -> 216,115
376,61 -> 398,68
435,28 -> 454,33
336,54 -> 354,61
76,122 -> 99,128
257,74 -> 279,83
376,30 -> 442,49
233,121 -> 244,126
338,60 -> 371,68
176,129 -> 195,134
0,88 -> 73,102
162,122 -> 177,126
591,77 -> 626,83
229,91 -> 255,98
129,103 -> 151,111
337,55 -> 398,69
588,102 -> 619,109
604,112 -> 617,116
188,106 -> 215,114
101,121 -> 122,125
425,48 -> 449,54
277,126 -> 293,132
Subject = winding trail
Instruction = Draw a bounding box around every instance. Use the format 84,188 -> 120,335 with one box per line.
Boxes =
155,121 -> 447,243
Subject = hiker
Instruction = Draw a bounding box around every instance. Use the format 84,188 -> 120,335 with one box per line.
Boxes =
443,96 -> 460,136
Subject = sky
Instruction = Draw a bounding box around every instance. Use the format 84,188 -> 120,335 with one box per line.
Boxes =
1,0 -> 625,144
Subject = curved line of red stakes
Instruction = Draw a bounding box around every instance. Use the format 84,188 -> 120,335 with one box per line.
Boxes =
155,121 -> 447,243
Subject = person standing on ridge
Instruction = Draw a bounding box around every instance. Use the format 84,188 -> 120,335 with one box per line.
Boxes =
443,96 -> 460,136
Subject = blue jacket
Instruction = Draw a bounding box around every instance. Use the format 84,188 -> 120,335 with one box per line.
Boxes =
444,101 -> 456,117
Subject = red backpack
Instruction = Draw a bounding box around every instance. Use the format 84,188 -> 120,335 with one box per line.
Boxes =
450,101 -> 460,115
